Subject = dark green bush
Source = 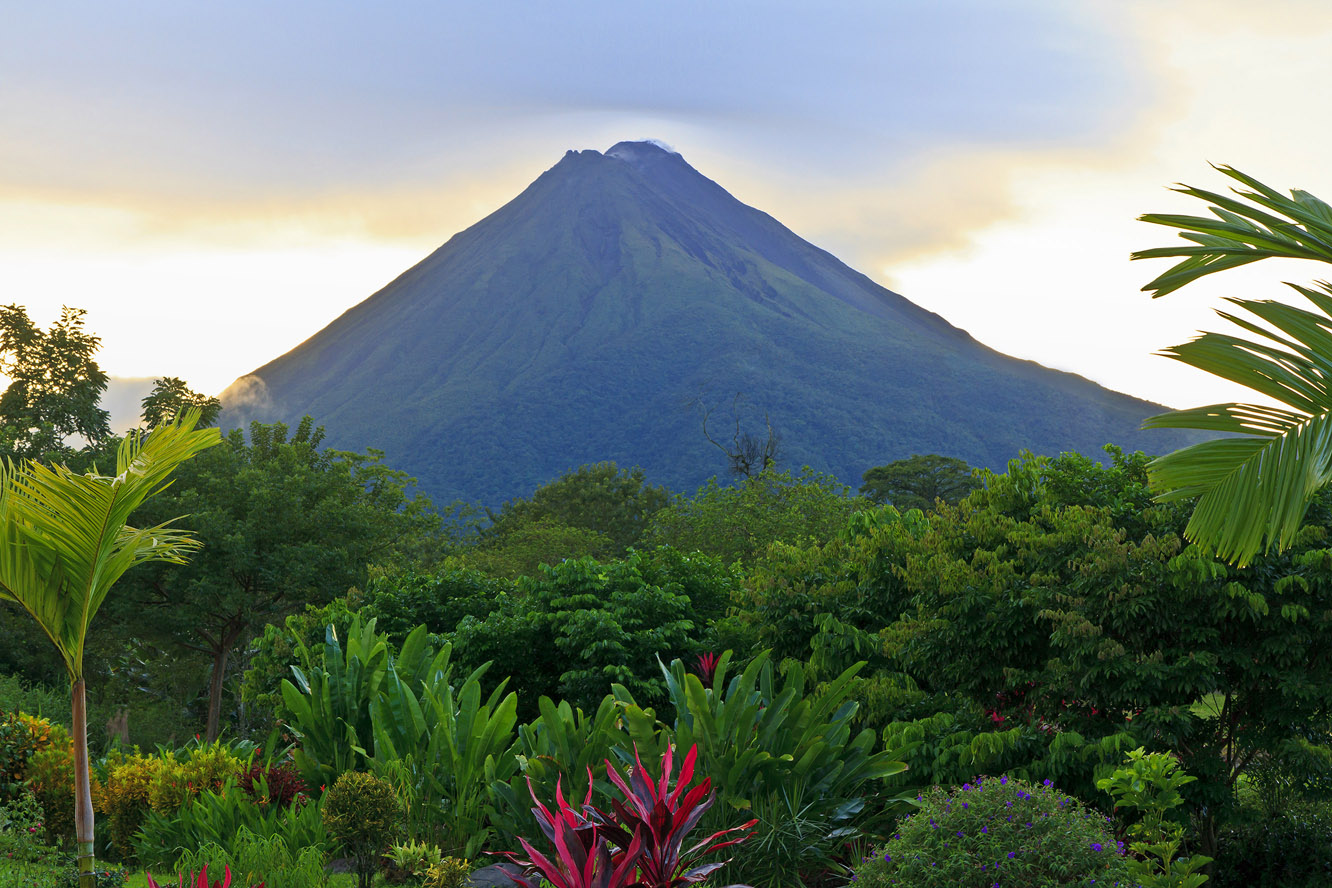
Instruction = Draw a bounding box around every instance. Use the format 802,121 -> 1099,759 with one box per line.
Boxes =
852,777 -> 1138,888
322,771 -> 402,888
363,566 -> 510,639
1212,803 -> 1332,888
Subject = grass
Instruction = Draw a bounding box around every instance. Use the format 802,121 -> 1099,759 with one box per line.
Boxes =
0,860 -> 360,888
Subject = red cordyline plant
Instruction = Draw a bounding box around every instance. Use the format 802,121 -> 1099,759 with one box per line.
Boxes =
692,653 -> 718,687
504,743 -> 756,888
146,865 -> 263,888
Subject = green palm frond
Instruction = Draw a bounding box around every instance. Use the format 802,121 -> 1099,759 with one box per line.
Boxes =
1133,165 -> 1332,299
1137,165 -> 1332,566
0,410 -> 221,678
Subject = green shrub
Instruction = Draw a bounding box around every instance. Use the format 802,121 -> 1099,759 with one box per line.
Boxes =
0,790 -> 58,866
637,652 -> 908,888
173,828 -> 327,888
852,777 -> 1138,888
321,771 -> 401,888
0,710 -> 37,805
1211,803 -> 1332,888
383,839 -> 444,884
0,676 -> 67,726
23,737 -> 100,849
134,780 -> 327,870
422,857 -> 471,888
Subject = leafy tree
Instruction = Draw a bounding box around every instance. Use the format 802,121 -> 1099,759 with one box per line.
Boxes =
742,448 -> 1332,855
464,518 -> 613,579
362,563 -> 511,640
1135,165 -> 1332,565
447,549 -> 721,716
644,467 -> 866,565
0,305 -> 111,461
859,453 -> 980,511
0,413 -> 219,887
237,591 -> 364,733
140,377 -> 222,428
112,416 -> 439,741
485,462 -> 670,556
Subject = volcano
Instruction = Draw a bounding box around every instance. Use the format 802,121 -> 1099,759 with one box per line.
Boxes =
220,140 -> 1193,504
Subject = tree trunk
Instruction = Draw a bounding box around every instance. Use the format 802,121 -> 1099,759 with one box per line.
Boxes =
205,644 -> 230,743
71,678 -> 96,888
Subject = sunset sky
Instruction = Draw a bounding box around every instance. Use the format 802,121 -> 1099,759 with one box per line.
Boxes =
3,0 -> 1331,426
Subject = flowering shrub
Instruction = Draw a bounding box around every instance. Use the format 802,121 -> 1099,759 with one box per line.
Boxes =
852,777 -> 1139,887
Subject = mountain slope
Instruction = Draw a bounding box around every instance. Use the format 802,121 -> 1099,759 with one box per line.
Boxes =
221,140 -> 1195,504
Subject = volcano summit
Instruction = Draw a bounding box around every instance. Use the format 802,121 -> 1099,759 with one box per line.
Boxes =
221,141 -> 1191,503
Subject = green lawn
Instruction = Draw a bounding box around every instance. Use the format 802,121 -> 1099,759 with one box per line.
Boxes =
0,860 -> 360,888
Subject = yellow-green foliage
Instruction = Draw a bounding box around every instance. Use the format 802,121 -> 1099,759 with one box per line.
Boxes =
322,771 -> 402,888
1,712 -> 68,802
16,713 -> 66,754
422,857 -> 471,888
23,743 -> 102,848
99,751 -> 165,860
147,742 -> 244,812
385,839 -> 444,878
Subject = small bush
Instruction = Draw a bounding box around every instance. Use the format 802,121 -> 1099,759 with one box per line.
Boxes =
99,751 -> 163,861
134,781 -> 326,870
852,777 -> 1139,888
237,761 -> 308,807
422,857 -> 472,888
173,828 -> 327,888
0,790 -> 58,866
147,741 -> 245,812
0,711 -> 37,804
322,771 -> 401,888
1211,803 -> 1332,888
384,839 -> 444,884
23,736 -> 102,849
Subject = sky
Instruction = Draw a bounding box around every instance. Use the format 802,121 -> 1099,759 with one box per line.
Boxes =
3,0 -> 1332,427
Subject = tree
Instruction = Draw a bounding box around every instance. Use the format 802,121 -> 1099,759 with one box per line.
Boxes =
0,413 -> 219,887
0,305 -> 111,461
859,454 -> 980,511
695,393 -> 781,478
744,448 -> 1332,856
140,377 -> 221,428
112,416 -> 439,740
1134,165 -> 1332,566
644,467 -> 865,565
484,462 -> 670,556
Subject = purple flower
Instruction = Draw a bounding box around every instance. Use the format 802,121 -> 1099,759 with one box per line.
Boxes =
1008,852 -> 1016,859
1000,776 -> 1008,785
1043,779 -> 1052,787
1091,842 -> 1103,852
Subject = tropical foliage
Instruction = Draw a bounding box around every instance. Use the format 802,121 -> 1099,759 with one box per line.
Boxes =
1136,164 -> 1332,565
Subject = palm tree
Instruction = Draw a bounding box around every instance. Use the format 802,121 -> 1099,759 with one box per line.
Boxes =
0,411 -> 219,887
1134,164 -> 1332,566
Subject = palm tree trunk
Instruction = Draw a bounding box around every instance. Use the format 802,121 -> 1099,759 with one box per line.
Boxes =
72,677 -> 96,888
